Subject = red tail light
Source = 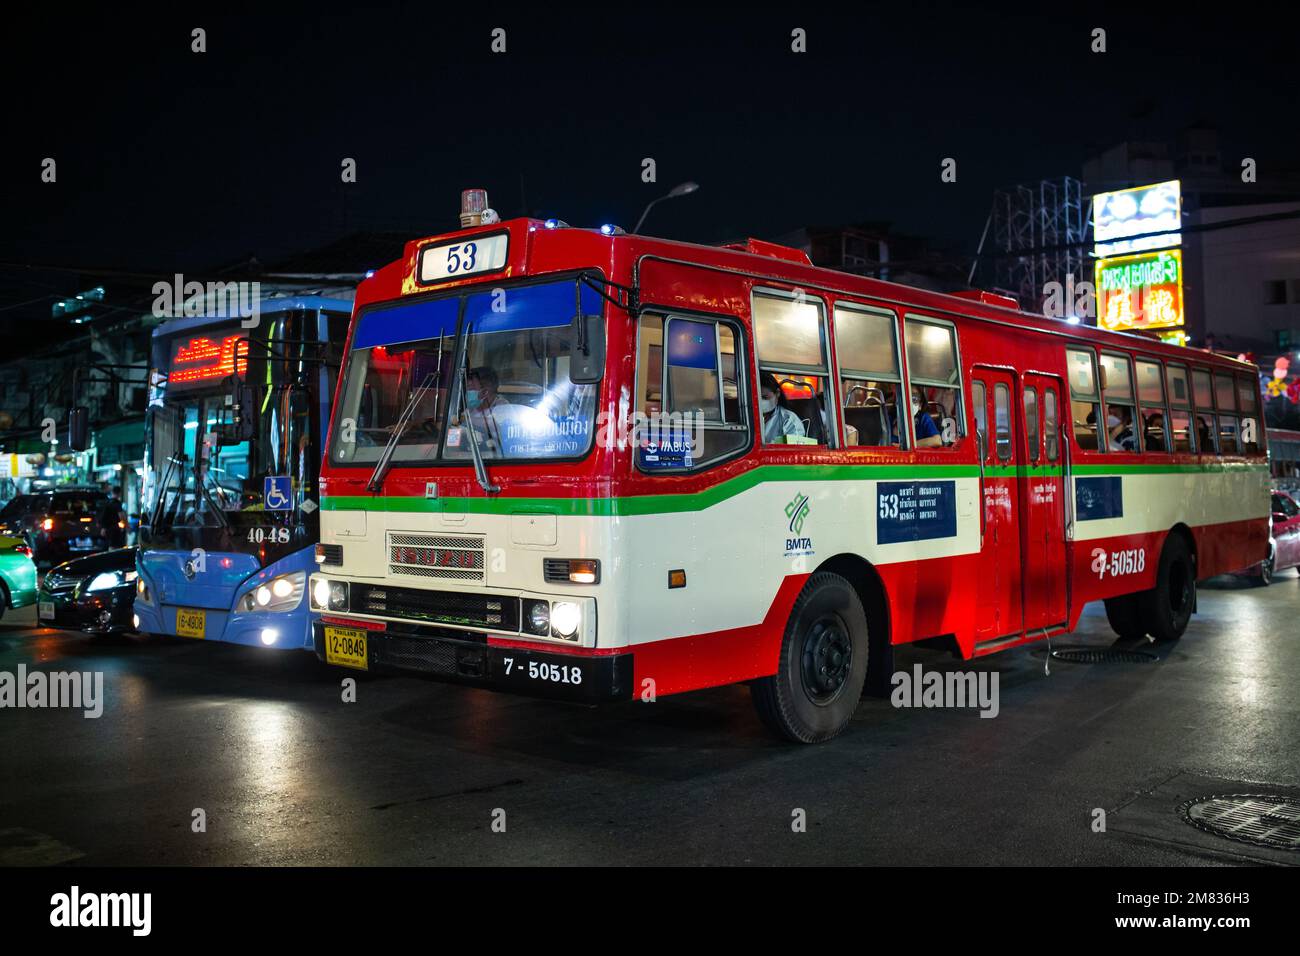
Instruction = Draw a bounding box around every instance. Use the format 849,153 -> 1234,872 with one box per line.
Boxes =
41,518 -> 53,532
13,544 -> 32,557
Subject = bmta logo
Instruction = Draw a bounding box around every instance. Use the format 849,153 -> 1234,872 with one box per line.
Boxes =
785,492 -> 810,534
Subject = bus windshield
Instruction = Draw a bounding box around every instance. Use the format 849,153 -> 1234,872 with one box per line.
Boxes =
142,309 -> 333,559
331,278 -> 602,466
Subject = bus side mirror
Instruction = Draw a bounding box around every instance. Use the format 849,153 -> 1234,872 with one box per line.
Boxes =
68,406 -> 90,451
219,385 -> 257,444
569,314 -> 605,384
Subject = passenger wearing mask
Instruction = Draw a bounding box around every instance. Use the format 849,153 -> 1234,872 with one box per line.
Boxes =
759,372 -> 805,444
891,388 -> 943,448
1107,404 -> 1138,452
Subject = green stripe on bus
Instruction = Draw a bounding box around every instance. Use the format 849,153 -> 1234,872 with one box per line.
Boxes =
320,459 -> 1263,517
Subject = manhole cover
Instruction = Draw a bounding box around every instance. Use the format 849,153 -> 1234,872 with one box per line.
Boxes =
1179,794 -> 1300,850
1050,648 -> 1158,664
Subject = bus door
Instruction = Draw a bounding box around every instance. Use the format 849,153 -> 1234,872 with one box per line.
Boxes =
971,368 -> 1022,641
1020,373 -> 1067,631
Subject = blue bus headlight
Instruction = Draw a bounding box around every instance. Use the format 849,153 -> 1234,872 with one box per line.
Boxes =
241,571 -> 306,612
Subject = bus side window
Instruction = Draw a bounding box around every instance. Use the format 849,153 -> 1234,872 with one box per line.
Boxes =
1099,352 -> 1139,453
1215,372 -> 1239,454
971,380 -> 987,456
1135,359 -> 1170,453
1043,388 -> 1059,461
1066,348 -> 1102,451
753,290 -> 834,447
1166,364 -> 1193,453
833,303 -> 905,448
903,316 -> 964,448
1191,367 -> 1217,454
1237,374 -> 1261,454
1024,386 -> 1039,461
635,312 -> 751,471
993,382 -> 1011,461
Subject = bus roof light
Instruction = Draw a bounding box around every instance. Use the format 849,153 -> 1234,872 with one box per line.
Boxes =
459,189 -> 498,228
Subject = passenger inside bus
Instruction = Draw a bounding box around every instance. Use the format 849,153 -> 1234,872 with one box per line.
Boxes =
760,372 -> 807,443
1143,410 -> 1167,451
887,387 -> 944,448
1107,405 -> 1138,451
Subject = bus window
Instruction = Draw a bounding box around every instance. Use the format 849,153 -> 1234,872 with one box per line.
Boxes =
753,291 -> 833,446
1044,388 -> 1059,461
903,317 -> 963,448
635,313 -> 751,470
1136,359 -> 1169,452
972,380 -> 987,455
1024,386 -> 1039,461
1215,372 -> 1239,454
1167,364 -> 1193,452
1066,348 -> 1102,451
1237,374 -> 1261,453
994,382 -> 1011,461
1191,367 -> 1217,453
834,304 -> 905,448
1099,352 -> 1138,453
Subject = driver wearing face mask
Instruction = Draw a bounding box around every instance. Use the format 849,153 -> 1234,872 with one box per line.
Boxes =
466,366 -> 511,449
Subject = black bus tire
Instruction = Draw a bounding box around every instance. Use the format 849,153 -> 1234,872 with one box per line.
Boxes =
1103,592 -> 1146,639
1139,533 -> 1195,643
750,572 -> 869,744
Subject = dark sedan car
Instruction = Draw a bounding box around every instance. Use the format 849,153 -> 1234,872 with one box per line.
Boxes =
0,489 -> 125,569
38,547 -> 138,636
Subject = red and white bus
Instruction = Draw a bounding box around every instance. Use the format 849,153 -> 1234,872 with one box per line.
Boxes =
309,200 -> 1268,742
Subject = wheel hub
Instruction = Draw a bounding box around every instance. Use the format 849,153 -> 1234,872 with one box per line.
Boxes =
801,616 -> 852,703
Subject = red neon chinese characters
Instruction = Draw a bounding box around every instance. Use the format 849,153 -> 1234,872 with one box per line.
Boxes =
170,334 -> 248,385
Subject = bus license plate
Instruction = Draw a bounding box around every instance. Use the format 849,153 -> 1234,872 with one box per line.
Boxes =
324,626 -> 368,670
176,608 -> 206,639
39,601 -> 54,620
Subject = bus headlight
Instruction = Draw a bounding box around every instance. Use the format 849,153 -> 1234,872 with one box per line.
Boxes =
524,599 -> 550,636
550,602 -> 581,640
242,571 -> 305,612
309,577 -> 348,612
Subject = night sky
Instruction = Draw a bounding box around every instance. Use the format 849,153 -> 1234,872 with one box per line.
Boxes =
3,2 -> 1298,348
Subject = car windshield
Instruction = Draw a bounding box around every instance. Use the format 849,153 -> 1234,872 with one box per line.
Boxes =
331,278 -> 602,465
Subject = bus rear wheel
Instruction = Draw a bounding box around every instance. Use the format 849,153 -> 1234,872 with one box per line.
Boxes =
750,572 -> 869,744
1103,593 -> 1146,640
1139,534 -> 1195,643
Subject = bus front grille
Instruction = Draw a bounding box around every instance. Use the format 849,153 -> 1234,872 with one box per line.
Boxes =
388,532 -> 485,582
350,583 -> 519,631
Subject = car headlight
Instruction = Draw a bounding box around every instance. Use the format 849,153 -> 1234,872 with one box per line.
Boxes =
309,576 -> 348,612
241,571 -> 306,612
550,601 -> 581,639
87,570 -> 137,592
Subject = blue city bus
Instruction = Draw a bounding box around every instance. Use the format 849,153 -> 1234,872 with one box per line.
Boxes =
134,296 -> 352,649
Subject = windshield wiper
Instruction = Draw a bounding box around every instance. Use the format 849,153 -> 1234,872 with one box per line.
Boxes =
457,329 -> 500,495
366,371 -> 437,492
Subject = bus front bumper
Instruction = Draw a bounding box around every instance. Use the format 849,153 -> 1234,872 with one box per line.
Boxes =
312,621 -> 634,704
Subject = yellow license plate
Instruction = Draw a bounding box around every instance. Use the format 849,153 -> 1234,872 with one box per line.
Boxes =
324,626 -> 368,670
176,608 -> 206,639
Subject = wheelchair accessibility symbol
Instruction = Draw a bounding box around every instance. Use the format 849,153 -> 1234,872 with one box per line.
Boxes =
264,476 -> 293,511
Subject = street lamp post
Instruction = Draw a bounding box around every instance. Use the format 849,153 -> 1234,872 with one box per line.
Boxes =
634,181 -> 699,235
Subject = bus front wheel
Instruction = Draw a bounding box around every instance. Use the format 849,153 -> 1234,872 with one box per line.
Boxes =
1139,534 -> 1195,643
750,572 -> 869,744
1103,593 -> 1146,640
